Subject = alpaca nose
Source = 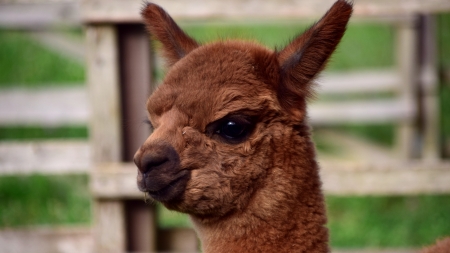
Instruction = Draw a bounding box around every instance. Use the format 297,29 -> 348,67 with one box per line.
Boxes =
134,142 -> 180,175
134,142 -> 189,202
138,153 -> 169,175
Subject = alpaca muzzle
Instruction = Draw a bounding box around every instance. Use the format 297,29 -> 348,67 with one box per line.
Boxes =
134,142 -> 190,203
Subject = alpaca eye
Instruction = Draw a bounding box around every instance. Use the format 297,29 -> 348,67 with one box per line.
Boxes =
217,121 -> 248,139
211,115 -> 255,144
206,114 -> 256,144
143,119 -> 154,132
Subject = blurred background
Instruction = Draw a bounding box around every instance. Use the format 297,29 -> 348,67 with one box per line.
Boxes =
0,0 -> 450,252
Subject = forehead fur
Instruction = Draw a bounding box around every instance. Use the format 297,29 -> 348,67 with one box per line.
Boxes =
147,40 -> 280,129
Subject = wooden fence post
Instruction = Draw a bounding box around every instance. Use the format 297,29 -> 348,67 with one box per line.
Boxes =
118,24 -> 157,252
86,25 -> 126,252
395,16 -> 420,159
418,15 -> 440,161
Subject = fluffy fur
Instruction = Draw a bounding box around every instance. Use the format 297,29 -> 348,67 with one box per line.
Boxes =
421,238 -> 450,253
134,1 -> 449,252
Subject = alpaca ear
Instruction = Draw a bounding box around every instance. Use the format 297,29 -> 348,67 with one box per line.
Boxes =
276,0 -> 352,119
141,3 -> 199,66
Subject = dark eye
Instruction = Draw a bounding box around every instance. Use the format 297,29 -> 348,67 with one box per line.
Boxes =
209,115 -> 256,144
143,119 -> 154,132
217,120 -> 248,139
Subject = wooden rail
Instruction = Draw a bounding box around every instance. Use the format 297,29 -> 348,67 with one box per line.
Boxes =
81,0 -> 450,23
317,70 -> 399,94
0,1 -> 80,29
0,69 -> 410,127
0,226 -> 93,253
310,99 -> 415,125
0,141 -> 90,175
90,162 -> 450,198
0,87 -> 87,126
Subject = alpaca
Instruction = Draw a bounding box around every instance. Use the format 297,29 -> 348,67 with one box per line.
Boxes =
133,1 -> 450,252
133,1 -> 351,252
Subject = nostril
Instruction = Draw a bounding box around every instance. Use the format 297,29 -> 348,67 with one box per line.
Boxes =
140,155 -> 170,174
135,143 -> 180,176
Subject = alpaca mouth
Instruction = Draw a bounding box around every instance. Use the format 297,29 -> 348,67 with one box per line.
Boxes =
138,171 -> 190,203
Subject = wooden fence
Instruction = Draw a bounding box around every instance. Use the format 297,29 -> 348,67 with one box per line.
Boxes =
82,1 -> 450,252
1,0 -> 450,252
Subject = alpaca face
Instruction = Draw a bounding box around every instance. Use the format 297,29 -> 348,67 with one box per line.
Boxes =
135,42 -> 283,217
134,1 -> 352,220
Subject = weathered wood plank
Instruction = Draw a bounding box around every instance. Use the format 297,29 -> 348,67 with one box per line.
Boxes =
86,25 -> 122,164
0,141 -> 90,175
317,70 -> 399,94
91,162 -> 450,198
90,163 -> 140,199
395,16 -> 419,159
320,161 -> 450,195
309,99 -> 415,125
0,226 -> 93,253
81,0 -> 450,23
0,2 -> 80,29
93,200 -> 126,252
86,25 -> 125,252
0,87 -> 88,126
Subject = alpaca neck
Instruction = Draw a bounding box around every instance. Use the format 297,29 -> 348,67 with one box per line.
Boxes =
191,129 -> 329,253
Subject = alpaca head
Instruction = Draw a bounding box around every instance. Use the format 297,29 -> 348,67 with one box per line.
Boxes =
134,0 -> 352,221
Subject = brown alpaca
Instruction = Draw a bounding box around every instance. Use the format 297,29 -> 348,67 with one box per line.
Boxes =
134,1 -> 351,252
134,1 -> 450,252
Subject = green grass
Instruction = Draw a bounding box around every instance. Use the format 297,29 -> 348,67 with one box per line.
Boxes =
314,132 -> 345,155
0,174 -> 91,227
0,126 -> 88,141
181,22 -> 394,71
0,30 -> 84,86
438,14 -> 450,68
327,195 -> 450,248
157,204 -> 192,228
438,13 -> 450,157
441,85 -> 450,157
335,124 -> 395,147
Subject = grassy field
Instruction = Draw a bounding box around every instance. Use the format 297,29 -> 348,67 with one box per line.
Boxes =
0,30 -> 84,86
182,22 -> 395,71
0,174 -> 90,227
1,14 -> 450,249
